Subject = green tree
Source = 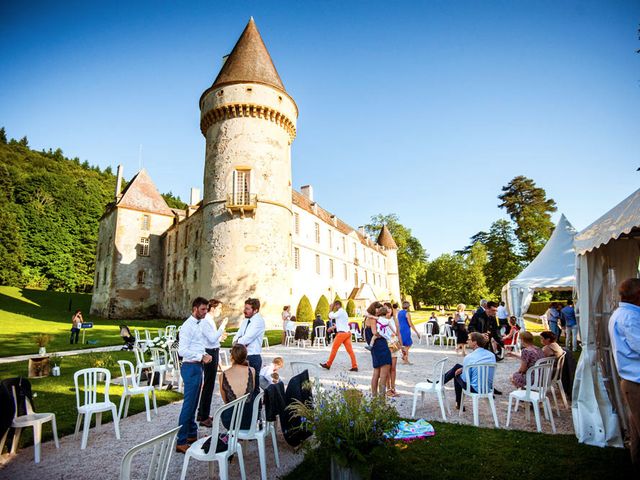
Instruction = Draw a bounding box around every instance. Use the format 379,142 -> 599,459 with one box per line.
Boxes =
498,176 -> 557,261
416,254 -> 466,307
296,295 -> 314,322
18,136 -> 28,147
162,191 -> 188,209
462,242 -> 490,305
0,164 -> 24,285
346,299 -> 356,317
315,295 -> 330,319
365,213 -> 428,298
0,127 -> 6,144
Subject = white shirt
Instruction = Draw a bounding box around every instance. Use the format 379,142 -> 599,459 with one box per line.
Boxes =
285,319 -> 296,332
497,305 -> 509,320
178,315 -> 206,362
329,308 -> 349,333
609,302 -> 640,383
376,316 -> 396,341
201,312 -> 225,349
233,312 -> 266,355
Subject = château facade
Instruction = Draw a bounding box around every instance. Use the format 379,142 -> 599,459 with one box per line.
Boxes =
90,19 -> 401,327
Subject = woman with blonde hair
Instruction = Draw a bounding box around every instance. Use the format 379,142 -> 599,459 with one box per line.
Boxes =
453,304 -> 469,355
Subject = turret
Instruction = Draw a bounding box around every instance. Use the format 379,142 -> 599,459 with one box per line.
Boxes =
377,225 -> 401,302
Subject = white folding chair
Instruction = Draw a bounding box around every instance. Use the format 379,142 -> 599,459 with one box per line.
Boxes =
503,330 -> 521,355
169,348 -> 183,393
150,347 -> 173,388
313,326 -> 327,348
73,367 -> 121,449
284,329 -> 296,347
459,362 -> 499,427
420,322 -> 434,345
117,360 -> 157,422
549,351 -> 569,415
411,357 -> 448,420
290,361 -> 320,383
0,385 -> 59,463
119,426 -> 180,480
237,391 -> 280,480
179,394 -> 250,480
506,360 -> 556,433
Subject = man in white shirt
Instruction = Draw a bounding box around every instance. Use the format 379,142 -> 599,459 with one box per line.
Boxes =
497,301 -> 509,334
320,300 -> 358,372
176,297 -> 212,453
233,298 -> 265,394
441,332 -> 496,409
196,299 -> 227,427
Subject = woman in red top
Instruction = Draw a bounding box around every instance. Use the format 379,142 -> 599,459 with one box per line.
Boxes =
502,316 -> 520,346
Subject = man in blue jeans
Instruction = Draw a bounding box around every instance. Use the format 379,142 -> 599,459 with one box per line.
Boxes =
176,297 -> 213,453
233,298 -> 266,395
561,300 -> 579,352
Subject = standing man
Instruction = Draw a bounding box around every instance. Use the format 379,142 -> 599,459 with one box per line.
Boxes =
609,278 -> 640,472
233,298 -> 265,394
497,301 -> 509,335
484,301 -> 505,360
561,300 -> 579,351
468,299 -> 489,333
176,297 -> 212,453
197,299 -> 227,427
320,300 -> 358,372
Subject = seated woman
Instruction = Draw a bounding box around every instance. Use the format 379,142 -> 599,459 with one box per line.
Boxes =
540,330 -> 563,359
509,331 -> 544,388
220,344 -> 256,430
502,316 -> 520,346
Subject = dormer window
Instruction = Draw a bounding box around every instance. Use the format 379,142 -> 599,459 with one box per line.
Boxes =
227,168 -> 257,216
141,214 -> 150,230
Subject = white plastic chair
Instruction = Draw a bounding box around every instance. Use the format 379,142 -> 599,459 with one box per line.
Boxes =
445,324 -> 457,348
237,391 -> 280,480
117,360 -> 158,422
459,362 -> 499,427
506,361 -> 556,433
350,326 -> 363,343
169,348 -> 183,393
313,326 -> 327,348
434,324 -> 448,347
262,337 -> 270,350
119,426 -> 180,480
503,329 -> 521,355
133,346 -> 155,384
420,322 -> 434,345
290,361 -> 320,383
219,350 -> 229,367
165,325 -> 177,339
0,385 -> 59,463
284,329 -> 296,347
411,357 -> 448,420
73,367 -> 121,449
133,329 -> 142,348
179,394 -> 250,480
549,351 -> 568,415
150,347 -> 173,388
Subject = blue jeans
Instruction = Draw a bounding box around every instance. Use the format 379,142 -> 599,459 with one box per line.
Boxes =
549,321 -> 560,338
247,354 -> 262,395
177,362 -> 203,445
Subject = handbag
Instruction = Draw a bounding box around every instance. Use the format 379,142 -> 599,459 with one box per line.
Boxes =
387,334 -> 401,353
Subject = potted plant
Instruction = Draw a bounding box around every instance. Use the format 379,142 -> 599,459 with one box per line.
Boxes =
50,354 -> 63,376
34,334 -> 52,356
86,353 -> 116,381
289,376 -> 400,479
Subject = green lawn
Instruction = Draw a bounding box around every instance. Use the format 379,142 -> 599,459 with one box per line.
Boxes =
0,350 -> 183,450
0,286 -> 283,357
284,421 -> 633,480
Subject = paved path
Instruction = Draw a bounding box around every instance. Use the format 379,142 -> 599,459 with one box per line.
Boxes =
0,345 -> 122,364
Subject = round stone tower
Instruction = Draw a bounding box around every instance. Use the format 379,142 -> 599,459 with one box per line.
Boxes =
198,18 -> 297,326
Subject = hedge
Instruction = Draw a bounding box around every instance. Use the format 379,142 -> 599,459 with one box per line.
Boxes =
315,295 -> 330,320
526,301 -> 570,316
296,295 -> 314,322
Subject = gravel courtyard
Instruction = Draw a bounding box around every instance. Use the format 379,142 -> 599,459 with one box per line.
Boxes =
0,341 -> 573,479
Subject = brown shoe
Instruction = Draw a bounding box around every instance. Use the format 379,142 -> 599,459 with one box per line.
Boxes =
176,444 -> 190,454
199,418 -> 213,427
320,363 -> 330,370
187,436 -> 198,443
349,367 -> 358,372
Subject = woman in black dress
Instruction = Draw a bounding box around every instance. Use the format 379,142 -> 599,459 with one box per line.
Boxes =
363,301 -> 392,396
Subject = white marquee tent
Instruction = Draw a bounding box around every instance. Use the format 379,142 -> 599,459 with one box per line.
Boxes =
572,187 -> 640,448
502,214 -> 577,324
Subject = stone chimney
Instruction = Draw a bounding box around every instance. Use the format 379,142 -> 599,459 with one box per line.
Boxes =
358,226 -> 367,237
115,165 -> 123,201
190,187 -> 201,206
301,185 -> 314,202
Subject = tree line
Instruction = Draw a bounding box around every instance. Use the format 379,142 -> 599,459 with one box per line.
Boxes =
0,127 -> 185,292
370,176 -> 557,307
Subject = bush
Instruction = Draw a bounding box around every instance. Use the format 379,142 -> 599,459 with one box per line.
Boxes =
334,293 -> 342,303
296,295 -> 314,322
315,295 -> 330,320
527,301 -> 554,316
346,299 -> 356,317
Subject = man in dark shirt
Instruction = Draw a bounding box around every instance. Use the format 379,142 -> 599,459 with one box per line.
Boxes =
468,299 -> 488,333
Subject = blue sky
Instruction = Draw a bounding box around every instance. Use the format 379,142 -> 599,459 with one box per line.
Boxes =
1,0 -> 638,257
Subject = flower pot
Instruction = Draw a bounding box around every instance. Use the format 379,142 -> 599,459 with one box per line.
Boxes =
38,347 -> 47,355
51,365 -> 61,377
331,457 -> 363,480
97,372 -> 106,382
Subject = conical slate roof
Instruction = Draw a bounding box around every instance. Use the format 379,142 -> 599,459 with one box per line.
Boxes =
210,18 -> 285,92
117,169 -> 173,216
376,225 -> 398,249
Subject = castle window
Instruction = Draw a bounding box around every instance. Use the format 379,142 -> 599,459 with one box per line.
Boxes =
315,254 -> 320,274
96,271 -> 100,287
173,261 -> 177,281
97,243 -> 101,261
174,234 -> 178,253
354,269 -> 359,287
294,247 -> 300,270
103,267 -> 107,284
232,169 -> 251,205
139,237 -> 150,256
365,271 -> 368,284
342,237 -> 346,253
183,259 -> 188,279
193,269 -> 198,281
195,230 -> 199,241
294,213 -> 300,234
194,249 -> 198,260
343,263 -> 347,280
329,230 -> 333,249
141,215 -> 150,231
314,223 -> 320,243
137,270 -> 146,285
329,259 -> 334,278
